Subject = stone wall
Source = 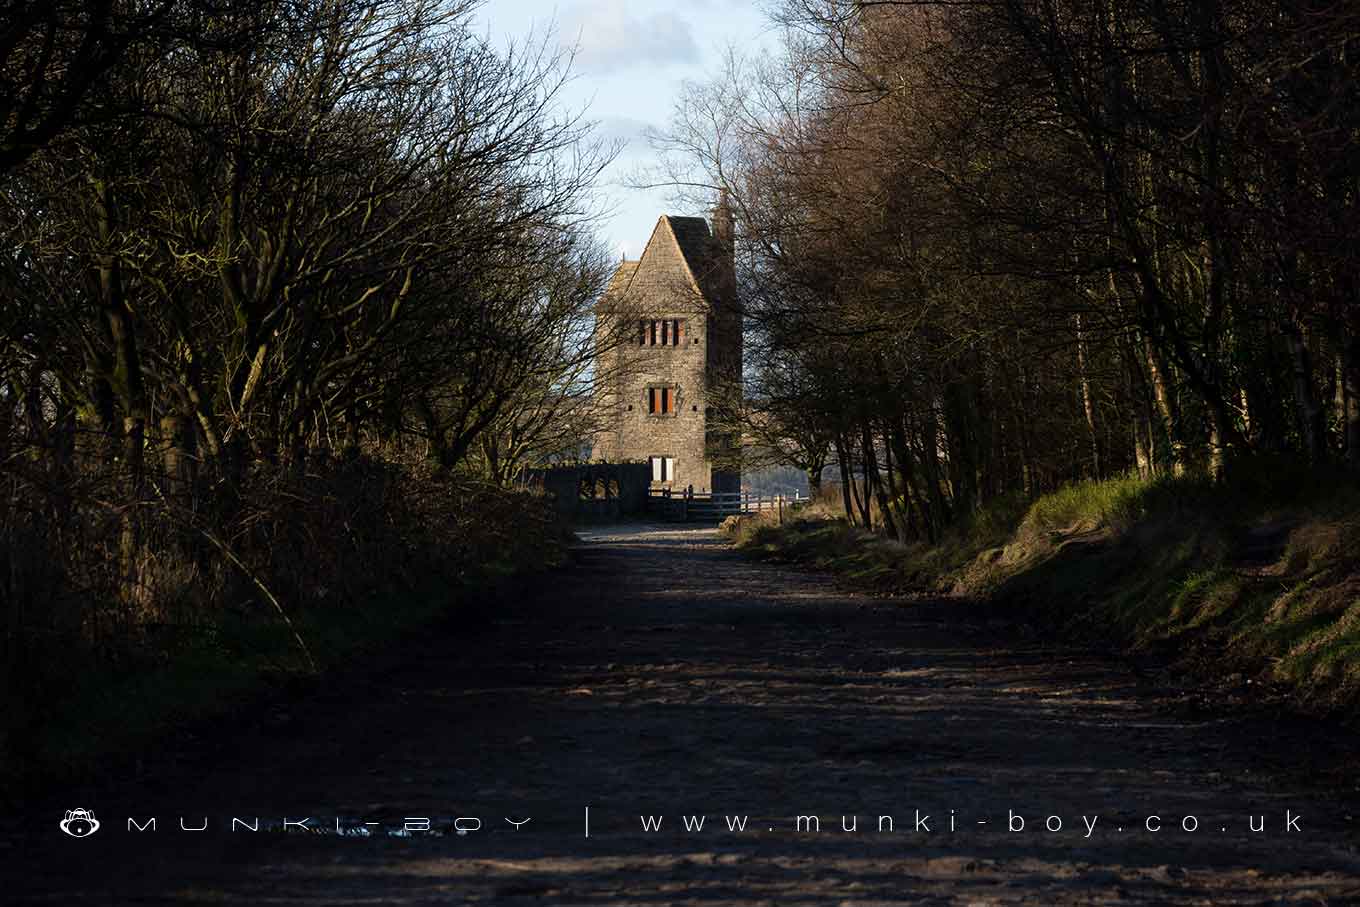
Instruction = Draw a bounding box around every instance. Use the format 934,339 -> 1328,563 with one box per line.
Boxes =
528,463 -> 652,521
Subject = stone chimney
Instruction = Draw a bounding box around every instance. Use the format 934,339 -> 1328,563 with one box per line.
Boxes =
707,188 -> 741,391
710,188 -> 736,318
711,187 -> 734,260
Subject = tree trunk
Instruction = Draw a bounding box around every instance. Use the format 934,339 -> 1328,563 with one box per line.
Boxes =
842,431 -> 872,530
1145,337 -> 1185,475
344,403 -> 362,461
880,416 -> 910,540
96,178 -> 148,607
835,434 -> 855,525
942,379 -> 976,515
862,419 -> 898,540
891,414 -> 931,542
1075,314 -> 1101,478
0,377 -> 11,471
1206,409 -> 1226,482
852,472 -> 871,531
1284,318 -> 1325,464
1134,407 -> 1153,479
160,412 -> 197,508
920,406 -> 947,534
1344,335 -> 1360,468
806,467 -> 823,499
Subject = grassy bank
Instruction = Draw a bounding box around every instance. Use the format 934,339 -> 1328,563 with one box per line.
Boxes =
727,460 -> 1360,713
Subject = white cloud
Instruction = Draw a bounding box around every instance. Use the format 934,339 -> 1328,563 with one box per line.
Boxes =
560,0 -> 701,73
592,115 -> 656,149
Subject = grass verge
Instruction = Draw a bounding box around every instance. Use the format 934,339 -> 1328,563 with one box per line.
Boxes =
725,458 -> 1360,714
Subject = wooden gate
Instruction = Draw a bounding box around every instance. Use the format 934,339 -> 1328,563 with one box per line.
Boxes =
644,490 -> 805,522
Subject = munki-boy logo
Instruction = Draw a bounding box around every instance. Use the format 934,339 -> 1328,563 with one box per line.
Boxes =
60,809 -> 100,838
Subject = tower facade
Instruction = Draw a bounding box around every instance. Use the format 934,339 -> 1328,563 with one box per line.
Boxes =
593,198 -> 741,494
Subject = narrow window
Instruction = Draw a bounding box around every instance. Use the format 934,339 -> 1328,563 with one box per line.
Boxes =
649,320 -> 658,345
661,320 -> 670,345
638,320 -> 647,345
648,457 -> 675,482
675,319 -> 683,345
648,386 -> 675,415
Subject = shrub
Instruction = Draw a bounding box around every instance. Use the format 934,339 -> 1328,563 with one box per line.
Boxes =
0,444 -> 567,786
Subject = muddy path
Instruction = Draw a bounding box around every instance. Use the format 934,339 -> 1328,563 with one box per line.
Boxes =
11,524 -> 1360,904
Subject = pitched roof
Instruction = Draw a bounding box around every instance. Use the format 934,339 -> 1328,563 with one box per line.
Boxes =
598,214 -> 726,309
667,216 -> 714,273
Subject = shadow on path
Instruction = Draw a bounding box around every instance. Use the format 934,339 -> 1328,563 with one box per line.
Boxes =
12,523 -> 1360,904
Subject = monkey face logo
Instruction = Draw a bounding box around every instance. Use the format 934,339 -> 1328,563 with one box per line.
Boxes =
60,809 -> 100,838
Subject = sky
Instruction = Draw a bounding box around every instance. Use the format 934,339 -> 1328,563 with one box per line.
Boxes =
473,0 -> 776,261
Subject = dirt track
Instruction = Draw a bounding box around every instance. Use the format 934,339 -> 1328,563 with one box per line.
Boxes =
12,524 -> 1360,904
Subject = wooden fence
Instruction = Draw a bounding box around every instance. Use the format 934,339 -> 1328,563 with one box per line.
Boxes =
645,489 -> 806,523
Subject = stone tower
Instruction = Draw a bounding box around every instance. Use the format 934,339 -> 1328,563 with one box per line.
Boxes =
592,194 -> 741,494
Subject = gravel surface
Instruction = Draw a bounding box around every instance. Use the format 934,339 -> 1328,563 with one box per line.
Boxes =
11,523 -> 1360,904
